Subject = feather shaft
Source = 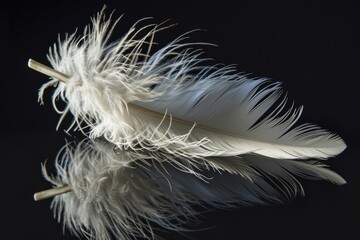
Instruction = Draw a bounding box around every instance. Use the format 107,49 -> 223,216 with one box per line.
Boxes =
34,185 -> 72,201
28,59 -> 68,83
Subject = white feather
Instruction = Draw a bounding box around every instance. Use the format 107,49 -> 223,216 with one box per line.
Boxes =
42,139 -> 345,240
38,9 -> 345,161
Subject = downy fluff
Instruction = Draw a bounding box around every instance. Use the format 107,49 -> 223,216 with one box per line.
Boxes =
38,9 -> 346,161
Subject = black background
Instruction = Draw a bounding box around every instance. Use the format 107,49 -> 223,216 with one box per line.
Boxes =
4,0 -> 359,239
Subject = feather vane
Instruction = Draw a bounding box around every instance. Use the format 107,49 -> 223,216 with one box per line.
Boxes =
38,10 -> 346,161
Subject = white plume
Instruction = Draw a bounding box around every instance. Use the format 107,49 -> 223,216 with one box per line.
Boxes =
41,139 -> 345,240
37,8 -> 346,161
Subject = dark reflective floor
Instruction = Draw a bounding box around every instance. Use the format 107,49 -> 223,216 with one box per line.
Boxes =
4,1 -> 359,239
